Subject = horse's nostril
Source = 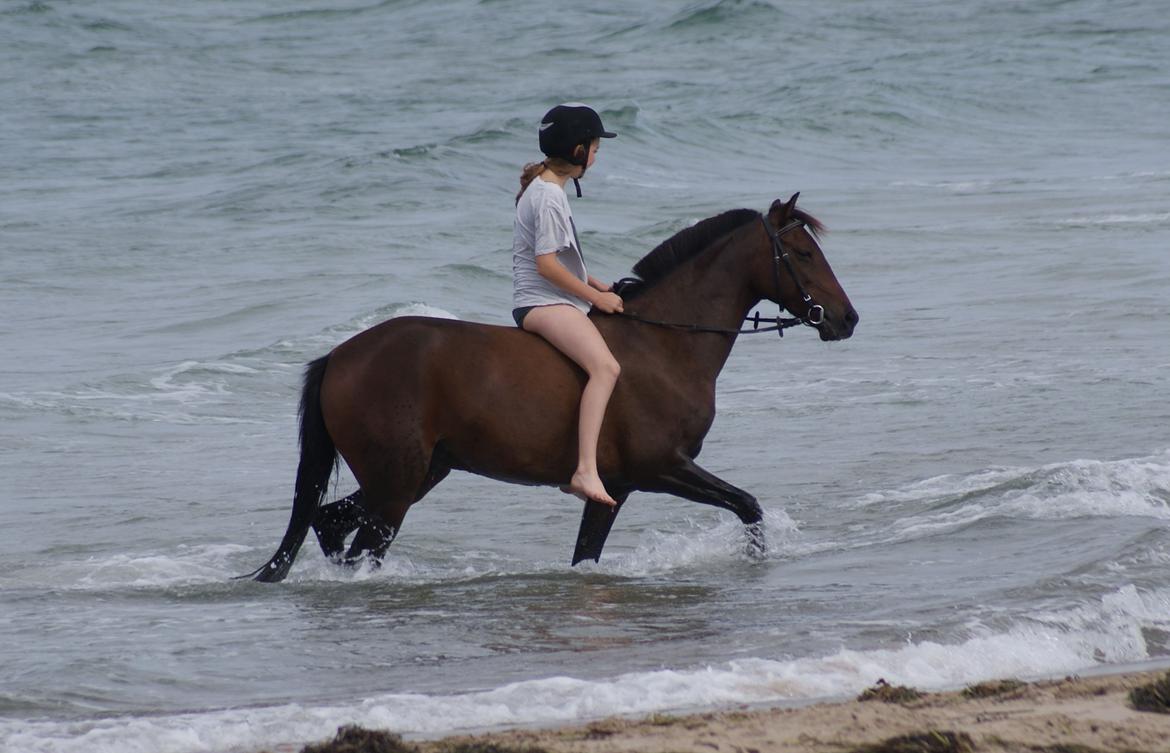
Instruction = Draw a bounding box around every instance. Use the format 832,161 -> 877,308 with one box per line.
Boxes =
845,309 -> 859,327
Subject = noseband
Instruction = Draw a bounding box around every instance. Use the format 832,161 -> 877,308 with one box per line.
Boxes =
614,213 -> 824,337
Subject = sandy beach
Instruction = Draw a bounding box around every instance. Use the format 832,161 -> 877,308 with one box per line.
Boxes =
285,668 -> 1170,753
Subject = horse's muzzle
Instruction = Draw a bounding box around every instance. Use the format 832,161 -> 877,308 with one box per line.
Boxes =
818,307 -> 859,341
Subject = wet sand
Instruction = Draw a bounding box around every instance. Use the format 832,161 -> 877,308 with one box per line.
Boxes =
283,667 -> 1170,753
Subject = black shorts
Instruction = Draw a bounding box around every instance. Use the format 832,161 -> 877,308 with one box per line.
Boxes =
512,306 -> 535,328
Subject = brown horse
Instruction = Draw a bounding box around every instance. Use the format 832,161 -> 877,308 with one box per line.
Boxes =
246,194 -> 857,582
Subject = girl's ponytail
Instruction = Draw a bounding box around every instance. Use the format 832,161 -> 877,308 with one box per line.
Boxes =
516,160 -> 547,204
515,157 -> 578,204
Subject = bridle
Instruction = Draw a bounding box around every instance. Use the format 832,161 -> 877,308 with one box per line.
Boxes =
763,214 -> 825,330
613,213 -> 824,337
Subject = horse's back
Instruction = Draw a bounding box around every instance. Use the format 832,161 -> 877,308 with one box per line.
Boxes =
328,315 -> 574,385
321,316 -> 587,483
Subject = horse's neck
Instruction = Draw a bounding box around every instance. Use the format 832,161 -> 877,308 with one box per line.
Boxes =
626,227 -> 761,376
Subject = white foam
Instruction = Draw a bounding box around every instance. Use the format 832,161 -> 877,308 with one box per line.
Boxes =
12,508 -> 795,593
0,544 -> 250,592
857,451 -> 1170,542
389,302 -> 459,320
74,545 -> 250,590
289,302 -> 462,354
4,583 -> 1166,753
1055,212 -> 1170,227
583,509 -> 802,576
355,302 -> 459,333
0,361 -> 268,425
282,508 -> 801,583
887,176 -> 1027,193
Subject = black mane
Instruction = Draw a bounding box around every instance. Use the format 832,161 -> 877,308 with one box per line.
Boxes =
623,209 -> 759,297
612,203 -> 826,300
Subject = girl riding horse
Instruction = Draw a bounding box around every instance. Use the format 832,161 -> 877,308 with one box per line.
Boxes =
512,103 -> 623,507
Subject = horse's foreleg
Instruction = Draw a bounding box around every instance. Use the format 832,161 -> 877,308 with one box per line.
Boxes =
571,488 -> 630,566
313,490 -> 365,560
652,460 -> 766,558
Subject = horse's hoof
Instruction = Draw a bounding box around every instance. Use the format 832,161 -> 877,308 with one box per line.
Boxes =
342,552 -> 384,571
249,554 -> 293,583
745,522 -> 766,560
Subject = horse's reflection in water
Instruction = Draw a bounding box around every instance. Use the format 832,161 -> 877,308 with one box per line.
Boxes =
246,194 -> 857,582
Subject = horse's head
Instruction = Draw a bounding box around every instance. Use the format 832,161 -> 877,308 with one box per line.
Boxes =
757,193 -> 858,341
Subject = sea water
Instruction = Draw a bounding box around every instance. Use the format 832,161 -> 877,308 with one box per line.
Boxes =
2,1 -> 1169,751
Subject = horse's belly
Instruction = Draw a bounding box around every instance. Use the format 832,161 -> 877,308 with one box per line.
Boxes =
437,398 -> 580,485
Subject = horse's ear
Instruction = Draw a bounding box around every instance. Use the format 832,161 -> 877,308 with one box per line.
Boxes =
769,192 -> 800,219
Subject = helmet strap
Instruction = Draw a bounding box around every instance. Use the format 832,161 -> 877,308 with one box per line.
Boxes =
570,141 -> 588,197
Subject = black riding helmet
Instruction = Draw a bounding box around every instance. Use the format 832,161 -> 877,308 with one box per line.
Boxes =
538,103 -> 616,196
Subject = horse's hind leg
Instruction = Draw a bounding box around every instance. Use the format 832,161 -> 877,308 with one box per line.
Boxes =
345,512 -> 400,564
342,450 -> 452,567
314,490 -> 364,560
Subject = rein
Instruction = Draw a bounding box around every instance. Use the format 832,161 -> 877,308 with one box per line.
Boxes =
613,215 -> 822,337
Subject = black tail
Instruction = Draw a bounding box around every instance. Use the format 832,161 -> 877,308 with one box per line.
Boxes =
244,355 -> 337,582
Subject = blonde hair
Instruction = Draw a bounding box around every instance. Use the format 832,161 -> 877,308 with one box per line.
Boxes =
516,157 -> 578,204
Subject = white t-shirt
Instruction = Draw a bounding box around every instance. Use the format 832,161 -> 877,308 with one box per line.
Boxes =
512,177 -> 590,313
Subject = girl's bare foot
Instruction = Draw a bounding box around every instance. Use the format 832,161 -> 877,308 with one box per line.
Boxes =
563,470 -> 617,507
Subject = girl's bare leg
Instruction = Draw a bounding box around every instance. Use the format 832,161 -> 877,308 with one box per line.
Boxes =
523,304 -> 621,506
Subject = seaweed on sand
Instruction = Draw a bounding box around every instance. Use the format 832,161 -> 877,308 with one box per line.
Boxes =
438,743 -> 550,753
300,725 -> 414,753
858,679 -> 925,704
961,679 -> 1027,699
851,730 -> 974,753
297,726 -> 549,753
1130,671 -> 1170,713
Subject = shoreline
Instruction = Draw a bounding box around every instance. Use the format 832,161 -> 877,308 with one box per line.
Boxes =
282,666 -> 1170,753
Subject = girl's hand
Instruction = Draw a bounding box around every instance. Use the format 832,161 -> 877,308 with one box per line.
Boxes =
592,291 -> 624,314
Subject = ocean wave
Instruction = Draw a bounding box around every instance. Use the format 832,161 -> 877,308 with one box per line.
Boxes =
666,0 -> 780,32
2,1 -> 52,16
888,176 -> 1037,193
241,2 -> 395,25
0,544 -> 252,593
0,364 -> 268,425
891,170 -> 1170,199
3,583 -> 1165,753
389,116 -> 543,163
246,302 -> 461,362
435,262 -> 508,282
1053,212 -> 1170,228
855,451 -> 1170,542
0,303 -> 460,424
